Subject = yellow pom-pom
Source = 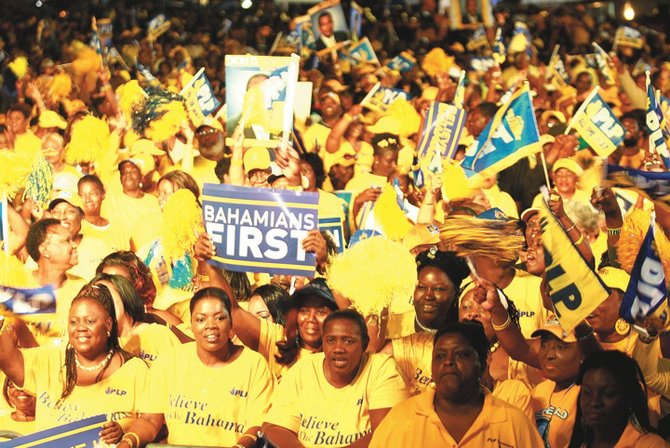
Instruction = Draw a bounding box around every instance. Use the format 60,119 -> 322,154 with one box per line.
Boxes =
48,73 -> 72,102
145,101 -> 187,143
116,80 -> 147,121
65,115 -> 111,164
0,146 -> 40,200
72,47 -> 102,76
372,185 -> 412,241
161,189 -> 202,261
421,48 -> 455,78
386,99 -> 421,138
441,160 -> 474,201
8,57 -> 29,79
327,236 -> 417,317
0,253 -> 32,287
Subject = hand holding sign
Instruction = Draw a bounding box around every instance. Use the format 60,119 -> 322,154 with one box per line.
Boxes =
302,229 -> 328,271
99,420 -> 124,444
547,189 -> 567,219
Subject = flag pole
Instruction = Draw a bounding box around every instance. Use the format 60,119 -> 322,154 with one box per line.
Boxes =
540,151 -> 552,191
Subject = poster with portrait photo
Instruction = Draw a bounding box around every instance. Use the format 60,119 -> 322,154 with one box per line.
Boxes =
308,0 -> 350,53
449,0 -> 494,30
225,55 -> 299,148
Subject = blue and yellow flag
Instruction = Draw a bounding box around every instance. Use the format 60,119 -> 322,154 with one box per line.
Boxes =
492,28 -> 506,66
540,201 -> 610,332
570,86 -> 625,157
646,72 -> 670,169
181,67 -> 222,128
350,2 -> 364,42
461,84 -> 540,179
614,26 -> 644,50
592,42 -> 615,86
620,213 -> 668,326
416,102 -> 467,160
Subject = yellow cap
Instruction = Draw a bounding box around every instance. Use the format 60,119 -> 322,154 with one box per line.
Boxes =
598,267 -> 630,292
531,316 -> 576,343
243,147 -> 271,174
552,158 -> 583,177
38,110 -> 67,130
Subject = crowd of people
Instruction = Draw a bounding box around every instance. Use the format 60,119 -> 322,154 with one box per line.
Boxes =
1,0 -> 670,446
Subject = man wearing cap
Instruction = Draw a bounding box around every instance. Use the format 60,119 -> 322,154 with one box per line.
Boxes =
324,152 -> 355,192
44,194 -> 111,280
242,147 -> 272,188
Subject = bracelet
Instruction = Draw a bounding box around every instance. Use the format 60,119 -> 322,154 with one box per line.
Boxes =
607,227 -> 622,236
121,432 -> 140,448
574,234 -> 585,246
491,313 -> 512,332
564,224 -> 576,233
240,434 -> 258,442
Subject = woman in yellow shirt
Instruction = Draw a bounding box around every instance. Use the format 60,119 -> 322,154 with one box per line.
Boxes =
370,322 -> 543,447
0,283 -> 148,444
569,350 -> 669,448
262,309 -> 408,448
91,273 -> 180,367
117,287 -> 273,448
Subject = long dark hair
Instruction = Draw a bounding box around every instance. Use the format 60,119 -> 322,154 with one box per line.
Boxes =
59,284 -> 133,407
91,273 -> 146,324
568,350 -> 652,448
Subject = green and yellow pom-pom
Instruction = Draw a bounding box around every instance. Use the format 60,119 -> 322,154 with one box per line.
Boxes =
116,80 -> 147,122
65,115 -> 111,164
0,148 -> 39,200
161,189 -> 202,262
23,153 -> 54,208
327,236 -> 417,317
439,216 -> 524,264
145,100 -> 187,143
8,57 -> 29,79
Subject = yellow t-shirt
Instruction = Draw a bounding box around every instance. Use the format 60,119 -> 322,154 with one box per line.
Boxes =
23,273 -> 88,346
257,318 -> 312,380
391,332 -> 434,396
532,380 -> 579,448
141,342 -> 273,447
119,323 -> 180,367
369,389 -> 543,447
20,347 -> 148,431
611,421 -> 670,448
103,186 -> 162,252
0,414 -> 36,438
190,156 -> 220,189
68,235 -> 112,281
264,352 -> 408,448
81,219 -> 131,253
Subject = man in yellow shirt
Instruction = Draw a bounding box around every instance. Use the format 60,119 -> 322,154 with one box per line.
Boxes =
370,322 -> 542,447
78,174 -> 131,252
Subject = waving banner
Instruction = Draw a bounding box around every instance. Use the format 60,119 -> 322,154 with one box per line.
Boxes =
569,87 -> 625,157
202,184 -> 318,276
0,284 -> 56,314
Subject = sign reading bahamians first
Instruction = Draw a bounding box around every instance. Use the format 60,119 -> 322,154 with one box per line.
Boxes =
202,183 -> 318,276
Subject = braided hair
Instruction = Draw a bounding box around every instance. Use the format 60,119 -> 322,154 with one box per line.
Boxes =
97,251 -> 157,309
58,283 -> 133,407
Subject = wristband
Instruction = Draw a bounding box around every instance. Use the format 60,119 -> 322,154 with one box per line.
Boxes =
121,432 -> 140,448
607,226 -> 622,236
491,313 -> 512,332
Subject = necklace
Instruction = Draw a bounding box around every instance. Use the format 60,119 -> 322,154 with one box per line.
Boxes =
75,349 -> 114,372
415,316 -> 437,334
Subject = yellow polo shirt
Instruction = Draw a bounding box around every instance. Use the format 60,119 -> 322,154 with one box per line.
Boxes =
141,343 -> 273,447
611,421 -> 670,447
264,352 -> 408,447
20,346 -> 148,431
369,389 -> 543,447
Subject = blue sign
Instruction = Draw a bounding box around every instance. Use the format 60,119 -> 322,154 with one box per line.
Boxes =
202,184 -> 319,276
0,284 -> 56,314
319,217 -> 345,253
2,414 -> 106,447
